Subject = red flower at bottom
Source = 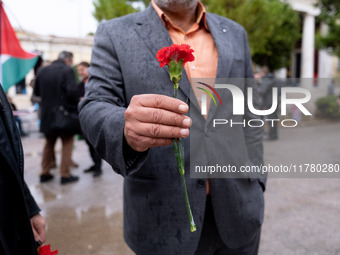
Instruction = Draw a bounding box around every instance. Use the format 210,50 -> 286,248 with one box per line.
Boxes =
156,44 -> 195,67
38,245 -> 58,255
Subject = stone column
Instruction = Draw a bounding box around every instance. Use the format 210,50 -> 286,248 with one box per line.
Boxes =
301,13 -> 315,78
318,22 -> 333,78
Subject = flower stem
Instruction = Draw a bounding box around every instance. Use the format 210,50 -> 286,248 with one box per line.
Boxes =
180,164 -> 197,232
174,82 -> 179,98
172,138 -> 196,232
172,85 -> 196,232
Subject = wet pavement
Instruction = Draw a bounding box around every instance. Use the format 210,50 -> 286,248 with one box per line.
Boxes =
260,120 -> 340,254
22,133 -> 133,255
22,120 -> 340,255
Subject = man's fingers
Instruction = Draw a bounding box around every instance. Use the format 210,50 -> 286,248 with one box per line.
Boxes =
124,123 -> 187,152
133,136 -> 174,152
31,227 -> 39,241
31,214 -> 46,244
131,94 -> 189,114
134,107 -> 191,127
128,122 -> 189,139
125,129 -> 173,152
125,94 -> 190,152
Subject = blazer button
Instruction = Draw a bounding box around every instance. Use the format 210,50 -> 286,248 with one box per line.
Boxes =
197,179 -> 205,187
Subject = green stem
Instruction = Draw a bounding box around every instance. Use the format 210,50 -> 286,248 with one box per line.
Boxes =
180,169 -> 196,232
174,83 -> 178,98
172,84 -> 196,232
172,138 -> 196,232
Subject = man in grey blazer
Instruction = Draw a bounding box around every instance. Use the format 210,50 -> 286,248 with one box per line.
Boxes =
79,0 -> 265,254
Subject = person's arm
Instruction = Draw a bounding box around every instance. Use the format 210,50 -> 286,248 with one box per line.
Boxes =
78,22 -> 190,177
242,29 -> 266,190
23,181 -> 46,243
78,23 -> 143,176
30,214 -> 46,244
23,181 -> 40,217
0,85 -> 46,245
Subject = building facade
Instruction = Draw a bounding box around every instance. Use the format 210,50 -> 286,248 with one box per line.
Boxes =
17,30 -> 94,67
287,0 -> 339,79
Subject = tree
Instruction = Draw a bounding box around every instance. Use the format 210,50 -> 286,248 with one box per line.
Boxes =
92,0 -> 137,22
316,0 -> 340,57
202,0 -> 300,71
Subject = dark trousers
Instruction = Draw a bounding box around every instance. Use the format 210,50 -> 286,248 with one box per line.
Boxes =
85,139 -> 102,170
195,196 -> 261,255
267,110 -> 278,139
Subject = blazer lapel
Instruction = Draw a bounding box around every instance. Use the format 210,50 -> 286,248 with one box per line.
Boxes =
205,14 -> 234,124
133,6 -> 192,103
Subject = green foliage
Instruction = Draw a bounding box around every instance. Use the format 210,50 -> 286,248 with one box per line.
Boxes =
130,0 -> 151,8
315,0 -> 340,57
316,0 -> 340,21
92,0 -> 137,22
202,0 -> 300,71
315,95 -> 340,119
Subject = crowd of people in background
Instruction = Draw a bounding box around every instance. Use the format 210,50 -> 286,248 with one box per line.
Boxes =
0,50 -> 104,254
9,51 -> 102,186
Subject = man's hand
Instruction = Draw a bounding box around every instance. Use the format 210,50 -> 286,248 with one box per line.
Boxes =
30,213 -> 46,244
124,94 -> 191,152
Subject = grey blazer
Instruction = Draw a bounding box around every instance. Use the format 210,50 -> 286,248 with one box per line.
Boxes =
79,5 -> 265,255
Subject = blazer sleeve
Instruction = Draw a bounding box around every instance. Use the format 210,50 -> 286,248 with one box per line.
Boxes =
0,85 -> 41,218
78,22 -> 148,177
242,29 -> 267,190
23,181 -> 41,218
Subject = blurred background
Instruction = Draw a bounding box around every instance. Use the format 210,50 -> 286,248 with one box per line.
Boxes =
1,0 -> 340,254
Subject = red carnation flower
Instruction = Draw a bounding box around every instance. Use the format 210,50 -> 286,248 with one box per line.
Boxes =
156,44 -> 195,67
38,245 -> 58,255
155,44 -> 197,232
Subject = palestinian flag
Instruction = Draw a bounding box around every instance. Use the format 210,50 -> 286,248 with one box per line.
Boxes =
0,1 -> 38,91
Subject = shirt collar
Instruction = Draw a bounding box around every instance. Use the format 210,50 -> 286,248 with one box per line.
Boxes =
151,0 -> 209,32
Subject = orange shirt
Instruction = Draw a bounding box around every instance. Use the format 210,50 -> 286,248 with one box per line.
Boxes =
152,0 -> 217,194
152,0 -> 218,81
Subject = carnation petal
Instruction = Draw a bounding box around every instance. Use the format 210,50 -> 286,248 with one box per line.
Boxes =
156,44 -> 195,67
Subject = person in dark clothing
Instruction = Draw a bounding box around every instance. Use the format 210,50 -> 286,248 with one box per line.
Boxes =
260,67 -> 278,140
260,67 -> 285,140
0,85 -> 46,255
77,62 -> 102,177
34,51 -> 79,185
6,95 -> 27,137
